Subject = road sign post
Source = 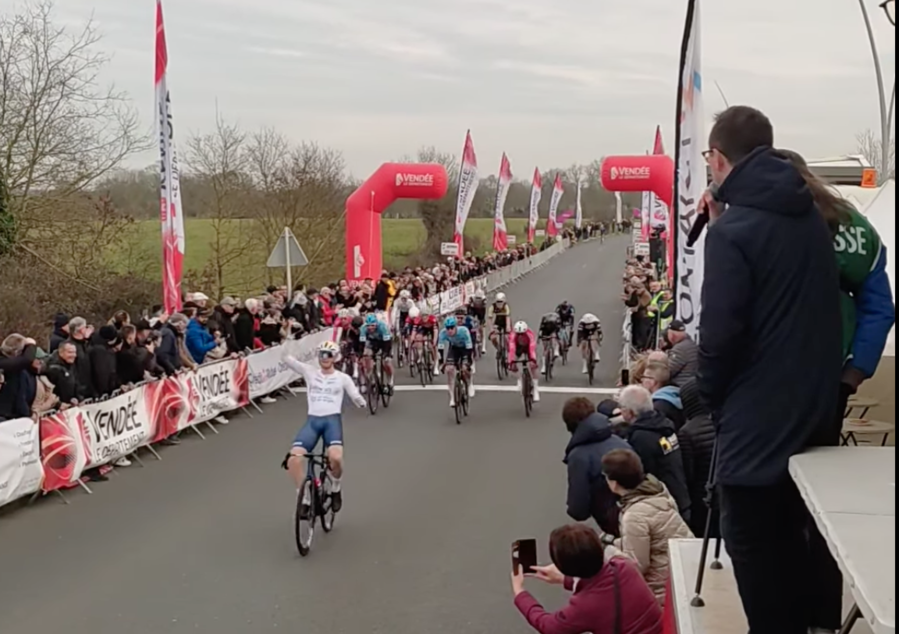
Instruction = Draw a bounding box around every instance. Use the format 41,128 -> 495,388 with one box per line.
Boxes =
267,227 -> 309,292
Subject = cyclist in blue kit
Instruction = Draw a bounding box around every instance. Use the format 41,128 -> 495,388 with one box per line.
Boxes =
360,313 -> 395,393
438,316 -> 475,408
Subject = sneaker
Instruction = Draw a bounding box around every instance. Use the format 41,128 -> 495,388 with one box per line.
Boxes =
330,490 -> 343,513
215,415 -> 229,425
113,456 -> 132,467
582,360 -> 589,374
260,396 -> 277,404
161,436 -> 181,446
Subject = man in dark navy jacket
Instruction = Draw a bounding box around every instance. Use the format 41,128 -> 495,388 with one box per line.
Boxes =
698,106 -> 842,634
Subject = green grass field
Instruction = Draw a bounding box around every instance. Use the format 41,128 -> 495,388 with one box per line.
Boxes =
126,217 -> 532,293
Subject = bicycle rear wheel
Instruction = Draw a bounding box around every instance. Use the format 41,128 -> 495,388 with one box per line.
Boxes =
544,348 -> 553,382
454,378 -> 464,425
295,478 -> 315,556
587,342 -> 595,385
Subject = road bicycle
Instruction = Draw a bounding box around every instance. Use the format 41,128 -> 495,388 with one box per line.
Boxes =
414,338 -> 436,388
494,327 -> 509,381
541,336 -> 556,382
363,349 -> 391,414
559,324 -> 573,366
511,359 -> 535,418
448,355 -> 471,425
585,336 -> 600,385
292,448 -> 338,557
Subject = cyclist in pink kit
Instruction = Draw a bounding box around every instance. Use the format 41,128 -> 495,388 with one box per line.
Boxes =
507,320 -> 540,402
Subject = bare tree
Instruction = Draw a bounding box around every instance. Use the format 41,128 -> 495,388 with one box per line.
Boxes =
184,114 -> 256,298
0,0 -> 146,245
857,128 -> 896,182
412,146 -> 458,261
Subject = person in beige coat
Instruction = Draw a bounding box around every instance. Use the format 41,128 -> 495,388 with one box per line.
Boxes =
602,448 -> 693,604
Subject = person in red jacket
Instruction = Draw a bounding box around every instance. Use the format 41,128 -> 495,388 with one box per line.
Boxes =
512,523 -> 662,634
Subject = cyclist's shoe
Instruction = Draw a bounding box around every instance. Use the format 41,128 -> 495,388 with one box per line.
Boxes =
582,360 -> 589,374
298,487 -> 313,520
533,381 -> 541,403
516,377 -> 522,392
540,360 -> 546,374
330,490 -> 343,513
434,365 -> 441,376
468,381 -> 476,399
471,362 -> 476,375
359,383 -> 367,395
449,394 -> 456,408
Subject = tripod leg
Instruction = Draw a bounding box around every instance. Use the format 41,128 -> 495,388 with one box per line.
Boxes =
691,439 -> 720,607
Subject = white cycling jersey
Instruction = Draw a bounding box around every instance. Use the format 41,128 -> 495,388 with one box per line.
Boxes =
284,356 -> 364,416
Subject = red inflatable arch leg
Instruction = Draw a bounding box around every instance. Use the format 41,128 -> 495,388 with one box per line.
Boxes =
599,155 -> 674,209
345,163 -> 449,281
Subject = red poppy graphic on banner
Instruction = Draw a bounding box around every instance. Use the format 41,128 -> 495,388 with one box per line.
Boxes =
40,411 -> 82,492
144,376 -> 191,443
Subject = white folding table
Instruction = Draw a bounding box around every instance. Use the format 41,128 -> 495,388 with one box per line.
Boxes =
789,447 -> 895,634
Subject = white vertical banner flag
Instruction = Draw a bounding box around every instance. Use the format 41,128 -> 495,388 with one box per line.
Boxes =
575,176 -> 584,229
527,168 -> 542,243
155,0 -> 185,315
615,192 -> 623,225
492,153 -> 512,251
453,130 -> 479,255
547,173 -> 564,237
674,0 -> 705,340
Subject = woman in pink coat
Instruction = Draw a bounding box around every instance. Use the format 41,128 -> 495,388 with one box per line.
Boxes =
512,524 -> 662,634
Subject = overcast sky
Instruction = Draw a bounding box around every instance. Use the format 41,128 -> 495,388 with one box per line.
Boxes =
50,0 -> 897,178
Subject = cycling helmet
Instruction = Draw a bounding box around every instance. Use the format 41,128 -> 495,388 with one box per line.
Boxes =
408,306 -> 421,319
495,292 -> 507,303
318,340 -> 340,356
400,289 -> 411,299
444,316 -> 458,329
364,314 -> 379,326
455,306 -> 467,316
474,288 -> 486,299
421,304 -> 432,316
337,308 -> 350,319
582,313 -> 599,324
351,315 -> 364,329
513,321 -> 529,334
560,299 -> 569,306
544,312 -> 560,322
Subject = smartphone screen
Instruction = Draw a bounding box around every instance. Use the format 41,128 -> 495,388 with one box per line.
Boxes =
512,538 -> 538,574
621,368 -> 630,385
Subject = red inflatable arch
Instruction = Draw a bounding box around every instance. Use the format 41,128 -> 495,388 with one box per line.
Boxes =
345,163 -> 448,280
599,155 -> 674,209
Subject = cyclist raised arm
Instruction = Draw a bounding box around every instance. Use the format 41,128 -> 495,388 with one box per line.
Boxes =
577,313 -> 603,373
507,320 -> 540,402
438,316 -> 475,408
282,340 -> 365,513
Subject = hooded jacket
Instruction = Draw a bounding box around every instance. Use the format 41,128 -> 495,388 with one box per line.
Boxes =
698,147 -> 842,486
667,336 -> 698,388
564,413 -> 632,536
651,386 -> 685,432
615,475 -> 693,604
622,410 -> 690,519
677,379 -> 717,538
185,319 -> 217,364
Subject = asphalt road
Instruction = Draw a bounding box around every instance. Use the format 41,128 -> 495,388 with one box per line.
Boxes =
0,235 -> 629,634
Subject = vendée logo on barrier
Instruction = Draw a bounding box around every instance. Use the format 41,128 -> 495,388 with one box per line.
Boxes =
395,173 -> 434,187
610,166 -> 651,180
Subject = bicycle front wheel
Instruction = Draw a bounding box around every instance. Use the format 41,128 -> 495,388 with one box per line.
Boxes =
523,371 -> 533,418
454,378 -> 464,425
320,474 -> 337,533
366,374 -> 379,415
295,478 -> 315,556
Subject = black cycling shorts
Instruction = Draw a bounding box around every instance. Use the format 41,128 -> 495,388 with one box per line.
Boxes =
445,345 -> 472,367
365,338 -> 393,358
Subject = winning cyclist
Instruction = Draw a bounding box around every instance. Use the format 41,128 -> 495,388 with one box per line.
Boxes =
467,289 -> 488,353
487,292 -> 512,352
507,320 -> 540,402
438,316 -> 475,407
577,313 -> 603,373
360,313 -> 395,393
282,340 -> 365,514
555,300 -> 576,351
537,312 -> 562,374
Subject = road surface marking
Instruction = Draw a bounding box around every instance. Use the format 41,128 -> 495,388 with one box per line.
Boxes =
290,384 -> 620,395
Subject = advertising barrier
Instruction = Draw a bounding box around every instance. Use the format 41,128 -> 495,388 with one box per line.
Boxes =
0,238 -> 570,509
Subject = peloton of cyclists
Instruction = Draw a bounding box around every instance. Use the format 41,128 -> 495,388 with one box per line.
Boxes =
360,313 -> 395,393
576,313 -> 603,373
282,340 -> 365,514
487,292 -> 512,352
438,316 -> 475,407
537,312 -> 562,374
507,320 -> 540,402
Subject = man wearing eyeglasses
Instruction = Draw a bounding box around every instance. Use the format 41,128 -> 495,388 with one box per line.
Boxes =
697,105 -> 842,634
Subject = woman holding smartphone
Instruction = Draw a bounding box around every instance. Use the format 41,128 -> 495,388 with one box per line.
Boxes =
511,524 -> 662,634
